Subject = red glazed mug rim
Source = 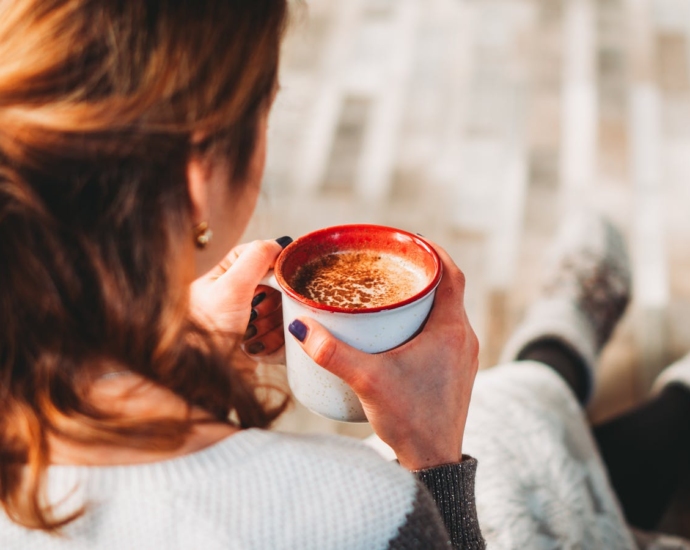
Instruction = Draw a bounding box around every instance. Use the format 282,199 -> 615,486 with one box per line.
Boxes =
273,224 -> 443,314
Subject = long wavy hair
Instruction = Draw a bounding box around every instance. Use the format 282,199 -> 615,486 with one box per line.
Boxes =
0,0 -> 288,531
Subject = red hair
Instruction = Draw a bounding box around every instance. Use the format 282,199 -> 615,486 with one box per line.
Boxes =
0,0 -> 288,531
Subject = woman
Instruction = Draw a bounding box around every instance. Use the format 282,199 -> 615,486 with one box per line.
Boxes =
0,1 -> 483,548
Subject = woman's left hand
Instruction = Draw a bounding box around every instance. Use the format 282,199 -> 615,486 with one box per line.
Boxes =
190,239 -> 287,362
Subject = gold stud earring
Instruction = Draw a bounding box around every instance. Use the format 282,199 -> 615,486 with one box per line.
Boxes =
194,222 -> 213,249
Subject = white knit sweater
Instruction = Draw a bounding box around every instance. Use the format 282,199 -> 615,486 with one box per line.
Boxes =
0,429 -> 483,549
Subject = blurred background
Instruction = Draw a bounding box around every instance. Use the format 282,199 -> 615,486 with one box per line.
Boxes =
243,0 -> 690,531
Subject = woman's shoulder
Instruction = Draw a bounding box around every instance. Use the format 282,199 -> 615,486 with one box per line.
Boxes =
46,428 -> 409,494
184,429 -> 424,549
238,428 -> 382,456
221,428 -> 410,485
27,429 -> 432,550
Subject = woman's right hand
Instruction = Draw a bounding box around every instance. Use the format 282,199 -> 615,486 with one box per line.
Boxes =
288,241 -> 479,471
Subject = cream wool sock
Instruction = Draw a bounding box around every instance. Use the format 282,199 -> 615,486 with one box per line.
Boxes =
500,212 -> 631,404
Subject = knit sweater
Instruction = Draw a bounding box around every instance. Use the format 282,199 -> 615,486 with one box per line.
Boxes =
0,429 -> 485,549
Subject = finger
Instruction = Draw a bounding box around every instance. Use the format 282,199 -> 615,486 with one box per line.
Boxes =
417,240 -> 468,326
243,307 -> 283,343
421,238 -> 466,296
242,324 -> 285,357
250,287 -> 282,318
248,345 -> 286,365
216,240 -> 283,299
286,317 -> 379,388
203,243 -> 252,280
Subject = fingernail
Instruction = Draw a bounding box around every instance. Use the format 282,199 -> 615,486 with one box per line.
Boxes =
246,341 -> 265,355
249,309 -> 258,322
275,236 -> 293,249
243,324 -> 257,341
251,292 -> 266,308
288,319 -> 307,342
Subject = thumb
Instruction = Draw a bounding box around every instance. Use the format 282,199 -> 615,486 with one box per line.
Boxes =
287,317 -> 377,387
218,239 -> 282,298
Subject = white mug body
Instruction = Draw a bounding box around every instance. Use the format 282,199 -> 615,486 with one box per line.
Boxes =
279,287 -> 437,422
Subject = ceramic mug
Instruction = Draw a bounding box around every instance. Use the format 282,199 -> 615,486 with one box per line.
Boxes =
263,224 -> 442,422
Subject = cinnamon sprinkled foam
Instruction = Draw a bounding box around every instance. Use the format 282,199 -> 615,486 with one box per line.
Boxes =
289,251 -> 427,309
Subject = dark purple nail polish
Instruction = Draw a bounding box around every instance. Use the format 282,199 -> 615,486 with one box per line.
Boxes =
246,341 -> 265,355
275,236 -> 293,249
249,309 -> 258,322
251,292 -> 266,308
288,319 -> 307,342
243,324 -> 257,341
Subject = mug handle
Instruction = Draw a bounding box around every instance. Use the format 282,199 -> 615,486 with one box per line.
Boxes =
259,272 -> 281,292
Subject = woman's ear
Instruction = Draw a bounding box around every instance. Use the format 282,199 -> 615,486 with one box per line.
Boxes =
186,154 -> 209,225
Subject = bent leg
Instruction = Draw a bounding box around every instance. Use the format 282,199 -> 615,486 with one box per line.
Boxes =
519,338 -> 690,531
464,361 -> 636,549
518,338 -> 590,404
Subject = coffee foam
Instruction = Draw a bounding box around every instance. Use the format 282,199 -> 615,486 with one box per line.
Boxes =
289,251 -> 428,309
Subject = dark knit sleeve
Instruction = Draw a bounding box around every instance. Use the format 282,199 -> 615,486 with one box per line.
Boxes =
411,457 -> 485,550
